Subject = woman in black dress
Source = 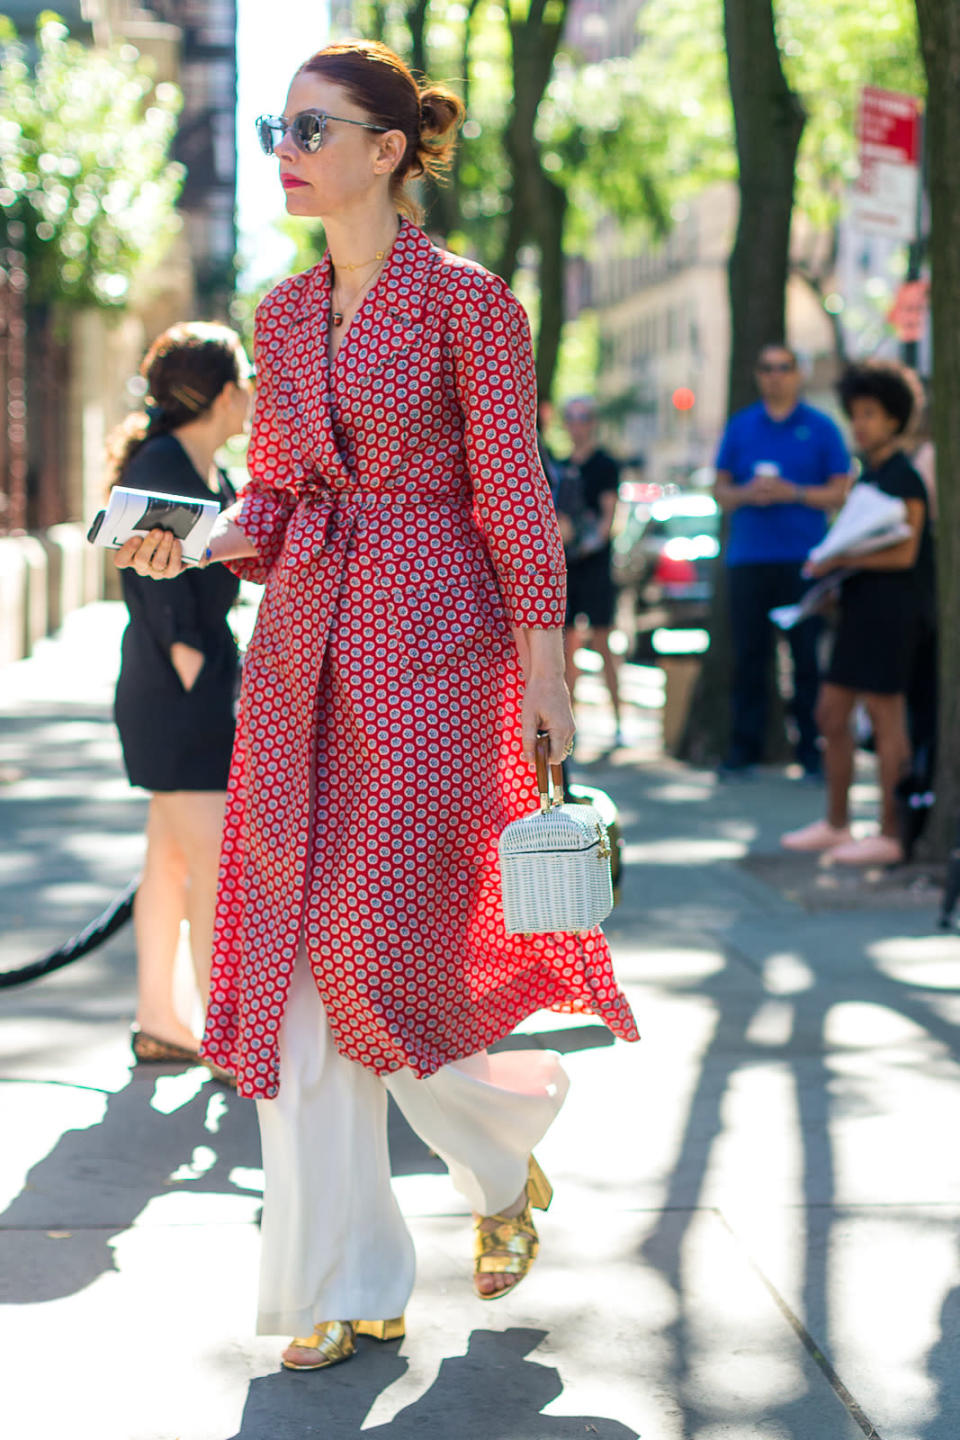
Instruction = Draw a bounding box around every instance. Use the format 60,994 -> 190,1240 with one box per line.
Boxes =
108,323 -> 253,1062
782,361 -> 935,866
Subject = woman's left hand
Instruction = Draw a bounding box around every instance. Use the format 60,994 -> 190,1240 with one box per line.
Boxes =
521,671 -> 575,765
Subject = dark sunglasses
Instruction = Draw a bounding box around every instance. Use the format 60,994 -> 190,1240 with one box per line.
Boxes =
256,109 -> 389,156
757,361 -> 796,374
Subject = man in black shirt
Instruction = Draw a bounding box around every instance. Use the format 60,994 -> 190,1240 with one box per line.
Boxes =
555,398 -> 623,748
782,361 -> 935,866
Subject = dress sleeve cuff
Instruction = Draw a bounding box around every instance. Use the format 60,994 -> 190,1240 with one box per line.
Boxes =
224,484 -> 296,586
501,572 -> 567,628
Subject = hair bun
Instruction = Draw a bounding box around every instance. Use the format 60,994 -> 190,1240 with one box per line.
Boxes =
418,85 -> 465,143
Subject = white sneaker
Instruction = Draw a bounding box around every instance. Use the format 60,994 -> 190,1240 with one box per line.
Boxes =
781,820 -> 853,853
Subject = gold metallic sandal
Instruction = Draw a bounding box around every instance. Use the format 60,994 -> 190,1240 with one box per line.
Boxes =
473,1155 -> 553,1300
281,1316 -> 405,1372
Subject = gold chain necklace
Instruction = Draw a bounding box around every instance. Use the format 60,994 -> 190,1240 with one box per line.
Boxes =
331,257 -> 388,328
336,248 -> 387,274
330,225 -> 399,327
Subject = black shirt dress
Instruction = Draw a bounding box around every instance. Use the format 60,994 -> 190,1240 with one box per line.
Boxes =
826,451 -> 935,696
113,434 -> 241,791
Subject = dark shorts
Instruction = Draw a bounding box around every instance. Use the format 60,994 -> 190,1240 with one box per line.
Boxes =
565,549 -> 617,629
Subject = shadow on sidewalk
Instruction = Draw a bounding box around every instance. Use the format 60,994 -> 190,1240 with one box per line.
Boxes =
0,1065 -> 260,1303
0,1022 -> 619,1303
924,1244 -> 960,1439
229,1327 -> 638,1440
635,936 -> 960,1439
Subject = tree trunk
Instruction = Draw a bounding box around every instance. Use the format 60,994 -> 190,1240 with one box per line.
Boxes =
723,0 -> 806,412
914,0 -> 960,856
495,0 -> 571,396
679,0 -> 806,763
535,175 -> 568,396
449,0 -> 483,219
368,3 -> 387,44
406,0 -> 428,75
403,0 -> 476,240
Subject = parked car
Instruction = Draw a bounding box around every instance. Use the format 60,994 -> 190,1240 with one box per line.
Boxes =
613,492 -> 720,657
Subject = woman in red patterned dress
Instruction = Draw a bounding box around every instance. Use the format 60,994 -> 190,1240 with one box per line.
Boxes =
118,39 -> 638,1372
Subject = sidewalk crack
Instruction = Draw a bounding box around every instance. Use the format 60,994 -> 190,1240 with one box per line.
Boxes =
715,1207 -> 885,1439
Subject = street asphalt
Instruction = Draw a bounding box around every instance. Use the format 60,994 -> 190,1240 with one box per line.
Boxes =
1,600 -> 959,1440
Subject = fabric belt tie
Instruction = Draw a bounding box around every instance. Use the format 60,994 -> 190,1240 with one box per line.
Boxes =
296,484 -> 470,553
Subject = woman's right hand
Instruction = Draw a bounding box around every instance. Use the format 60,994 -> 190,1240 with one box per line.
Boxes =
115,528 -> 185,580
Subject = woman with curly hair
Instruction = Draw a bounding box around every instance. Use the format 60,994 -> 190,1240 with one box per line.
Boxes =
782,361 -> 935,866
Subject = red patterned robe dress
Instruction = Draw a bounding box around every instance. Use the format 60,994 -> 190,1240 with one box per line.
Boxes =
200,221 -> 639,1098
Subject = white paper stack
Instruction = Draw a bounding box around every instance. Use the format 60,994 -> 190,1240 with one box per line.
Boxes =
806,482 -> 910,567
769,482 -> 911,631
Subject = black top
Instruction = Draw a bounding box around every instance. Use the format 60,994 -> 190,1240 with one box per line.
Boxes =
113,433 -> 241,792
554,447 -> 620,564
841,450 -> 935,622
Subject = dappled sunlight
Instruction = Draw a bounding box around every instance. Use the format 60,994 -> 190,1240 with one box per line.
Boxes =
680,1207 -> 811,1420
870,934 -> 960,990
763,952 -> 816,995
0,1079 -> 107,1211
228,1166 -> 263,1193
745,997 -> 794,1046
169,1143 -> 218,1183
612,945 -> 726,984
150,1068 -> 212,1115
205,1091 -> 229,1133
830,1212 -> 960,1431
624,836 -> 749,863
643,778 -> 717,804
824,1001 -> 936,1050
0,774 -> 135,802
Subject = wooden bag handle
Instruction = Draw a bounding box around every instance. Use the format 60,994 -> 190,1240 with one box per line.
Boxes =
535,732 -> 565,810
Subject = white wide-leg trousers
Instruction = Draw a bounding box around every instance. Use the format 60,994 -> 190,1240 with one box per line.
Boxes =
254,957 -> 570,1336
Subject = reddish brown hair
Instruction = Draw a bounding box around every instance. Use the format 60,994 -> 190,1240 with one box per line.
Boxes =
105,322 -> 244,490
298,39 -> 465,221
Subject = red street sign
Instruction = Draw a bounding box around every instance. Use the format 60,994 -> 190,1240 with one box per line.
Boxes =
852,87 -> 923,242
860,85 -> 922,166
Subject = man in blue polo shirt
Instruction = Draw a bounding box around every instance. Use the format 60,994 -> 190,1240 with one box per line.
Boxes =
715,343 -> 851,777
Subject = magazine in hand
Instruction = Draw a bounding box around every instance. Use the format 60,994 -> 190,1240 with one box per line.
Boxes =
86,486 -> 220,567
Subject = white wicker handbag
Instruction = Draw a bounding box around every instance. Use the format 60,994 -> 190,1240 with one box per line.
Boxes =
499,734 -> 615,936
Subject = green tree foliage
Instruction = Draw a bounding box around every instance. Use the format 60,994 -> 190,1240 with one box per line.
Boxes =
625,0 -> 922,352
623,0 -> 921,233
342,1 -> 678,395
775,0 -> 922,231
270,3 -> 922,394
0,12 -> 185,308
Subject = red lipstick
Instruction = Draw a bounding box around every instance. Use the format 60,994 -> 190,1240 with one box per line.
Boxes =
281,174 -> 308,189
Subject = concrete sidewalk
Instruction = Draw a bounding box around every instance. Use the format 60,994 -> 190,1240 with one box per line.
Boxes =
2,602 -> 959,1440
